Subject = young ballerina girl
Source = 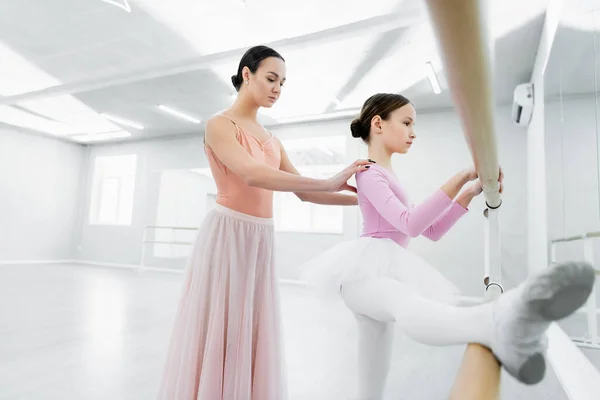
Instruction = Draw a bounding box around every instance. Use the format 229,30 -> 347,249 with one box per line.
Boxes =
300,93 -> 595,399
156,45 -> 372,400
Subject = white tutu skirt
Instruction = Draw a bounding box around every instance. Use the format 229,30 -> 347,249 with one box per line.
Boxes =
299,237 -> 460,305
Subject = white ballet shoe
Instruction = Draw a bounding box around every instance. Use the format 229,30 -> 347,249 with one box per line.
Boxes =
491,261 -> 595,384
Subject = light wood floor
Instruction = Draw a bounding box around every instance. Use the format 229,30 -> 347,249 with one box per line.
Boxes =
0,263 -> 577,399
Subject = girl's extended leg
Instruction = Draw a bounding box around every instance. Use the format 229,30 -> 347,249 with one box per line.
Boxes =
341,261 -> 595,385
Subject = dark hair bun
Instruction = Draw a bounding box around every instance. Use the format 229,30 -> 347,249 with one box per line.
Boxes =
350,118 -> 364,139
232,46 -> 285,92
231,75 -> 242,90
351,93 -> 411,143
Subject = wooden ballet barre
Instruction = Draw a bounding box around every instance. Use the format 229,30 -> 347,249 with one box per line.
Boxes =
139,225 -> 198,269
550,232 -> 600,275
424,0 -> 502,209
550,231 -> 600,244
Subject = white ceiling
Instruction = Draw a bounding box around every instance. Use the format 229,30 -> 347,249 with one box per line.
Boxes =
0,0 -> 556,143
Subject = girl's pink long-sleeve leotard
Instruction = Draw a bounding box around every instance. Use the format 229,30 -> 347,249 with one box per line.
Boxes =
356,165 -> 468,247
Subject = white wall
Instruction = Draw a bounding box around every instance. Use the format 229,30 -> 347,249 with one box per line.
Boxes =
545,94 -> 600,268
74,122 -> 359,273
0,105 -> 530,298
4,96 -> 593,326
0,129 -> 84,262
268,119 -> 364,277
273,106 -> 529,297
274,105 -> 529,296
72,105 -> 529,297
545,95 -> 600,242
390,105 -> 528,295
76,135 -> 209,267
544,95 -> 600,330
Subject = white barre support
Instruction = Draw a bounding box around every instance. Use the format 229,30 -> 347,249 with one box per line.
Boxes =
483,208 -> 503,300
139,225 -> 198,270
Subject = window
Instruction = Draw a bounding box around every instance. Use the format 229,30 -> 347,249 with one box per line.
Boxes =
274,136 -> 346,234
89,155 -> 137,225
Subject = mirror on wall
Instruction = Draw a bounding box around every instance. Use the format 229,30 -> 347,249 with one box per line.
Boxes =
544,0 -> 600,347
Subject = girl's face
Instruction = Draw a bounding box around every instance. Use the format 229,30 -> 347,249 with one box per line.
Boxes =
373,103 -> 417,154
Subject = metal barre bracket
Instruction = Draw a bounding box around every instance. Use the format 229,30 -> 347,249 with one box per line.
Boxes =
485,199 -> 502,210
485,281 -> 504,294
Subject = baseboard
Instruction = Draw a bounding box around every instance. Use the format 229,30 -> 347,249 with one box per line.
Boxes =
280,278 -> 311,287
279,280 -> 485,304
0,258 -> 188,274
0,262 -> 484,304
76,260 -> 142,270
0,259 -> 143,270
74,262 -> 316,279
137,265 -> 183,274
77,260 -> 185,274
0,259 -> 75,265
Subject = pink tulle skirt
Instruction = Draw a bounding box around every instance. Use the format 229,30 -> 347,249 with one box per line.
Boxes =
157,204 -> 287,400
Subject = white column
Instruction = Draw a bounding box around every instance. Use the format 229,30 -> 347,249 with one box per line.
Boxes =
527,0 -> 564,274
527,79 -> 549,275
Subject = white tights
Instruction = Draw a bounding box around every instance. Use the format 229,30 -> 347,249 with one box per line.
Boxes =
341,277 -> 495,400
339,262 -> 596,398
